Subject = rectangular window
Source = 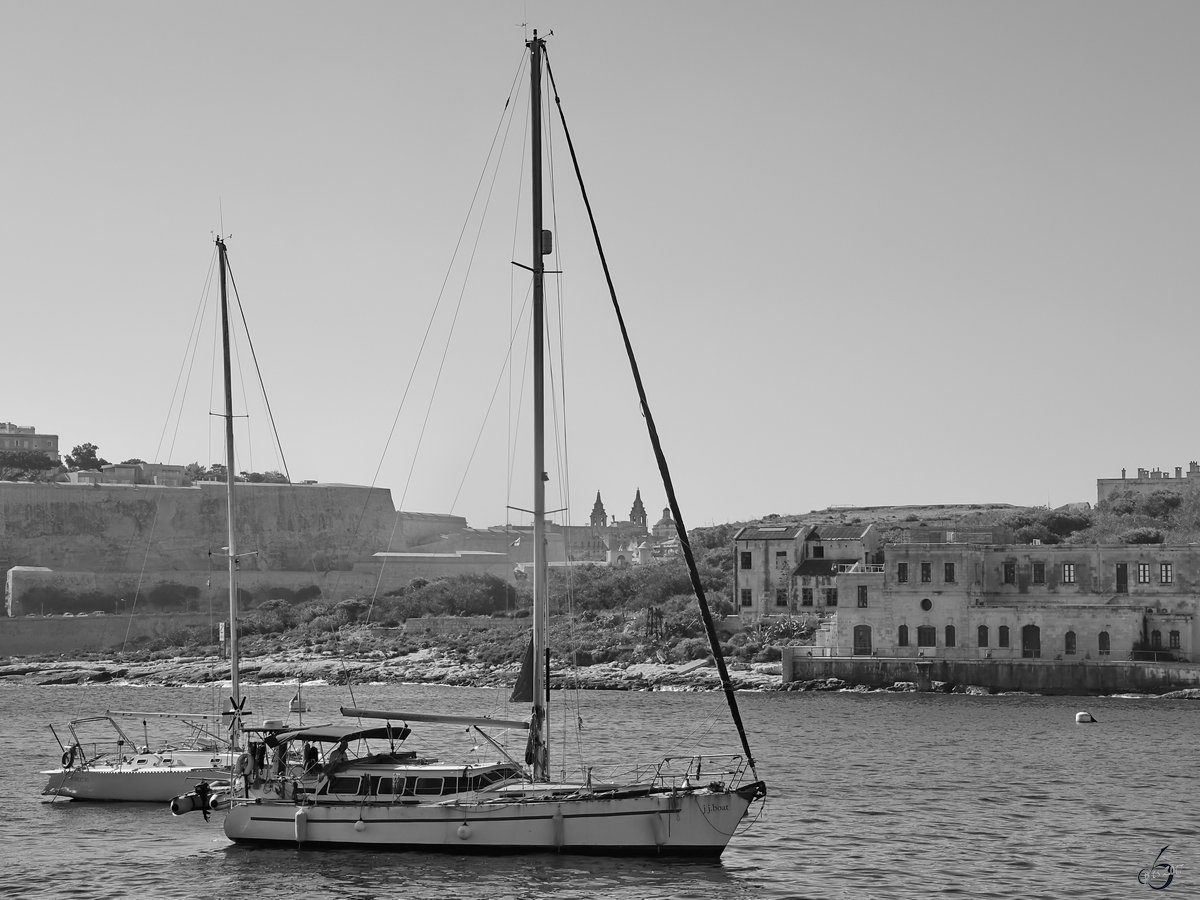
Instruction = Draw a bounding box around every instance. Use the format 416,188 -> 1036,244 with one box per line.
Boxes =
825,588 -> 838,606
1032,562 -> 1045,585
1170,630 -> 1181,649
944,562 -> 956,583
897,563 -> 909,584
739,588 -> 752,607
801,588 -> 813,606
1062,563 -> 1076,584
1161,563 -> 1174,584
917,626 -> 937,647
739,551 -> 752,570
857,585 -> 869,608
812,545 -> 825,559
998,626 -> 1010,648
775,550 -> 788,570
1003,562 -> 1016,585
775,588 -> 788,607
1137,563 -> 1151,584
920,562 -> 932,583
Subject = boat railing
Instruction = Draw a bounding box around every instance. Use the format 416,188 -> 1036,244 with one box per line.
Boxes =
652,754 -> 748,791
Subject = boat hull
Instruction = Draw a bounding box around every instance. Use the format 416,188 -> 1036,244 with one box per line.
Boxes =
42,765 -> 230,802
223,784 -> 762,856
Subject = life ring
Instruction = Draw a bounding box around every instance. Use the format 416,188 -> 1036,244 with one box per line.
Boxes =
61,745 -> 80,768
234,752 -> 251,776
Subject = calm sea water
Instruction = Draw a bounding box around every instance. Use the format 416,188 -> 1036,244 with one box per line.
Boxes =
0,679 -> 1194,899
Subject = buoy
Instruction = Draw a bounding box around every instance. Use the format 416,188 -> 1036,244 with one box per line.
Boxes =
294,808 -> 309,844
1075,711 -> 1098,724
354,819 -> 366,833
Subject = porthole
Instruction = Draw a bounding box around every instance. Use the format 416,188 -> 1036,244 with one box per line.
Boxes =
920,598 -> 932,611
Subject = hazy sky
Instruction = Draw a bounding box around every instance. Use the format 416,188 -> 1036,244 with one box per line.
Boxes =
4,2 -> 1199,530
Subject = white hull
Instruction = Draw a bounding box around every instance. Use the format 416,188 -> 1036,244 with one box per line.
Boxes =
43,764 -> 230,802
223,784 -> 760,856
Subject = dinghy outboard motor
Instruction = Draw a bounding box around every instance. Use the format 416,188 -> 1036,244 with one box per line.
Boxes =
170,780 -> 220,821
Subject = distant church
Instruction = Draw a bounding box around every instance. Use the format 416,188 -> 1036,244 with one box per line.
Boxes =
582,489 -> 678,567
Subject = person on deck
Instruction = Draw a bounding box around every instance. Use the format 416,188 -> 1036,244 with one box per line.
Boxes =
324,740 -> 348,776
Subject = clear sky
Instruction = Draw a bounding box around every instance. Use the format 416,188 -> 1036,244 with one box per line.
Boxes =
3,2 -> 1199,530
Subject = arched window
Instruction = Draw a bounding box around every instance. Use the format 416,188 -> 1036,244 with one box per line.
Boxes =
898,624 -> 909,647
1098,631 -> 1110,655
1021,624 -> 1041,659
977,625 -> 989,648
945,625 -> 956,647
1065,631 -> 1076,655
998,625 -> 1010,648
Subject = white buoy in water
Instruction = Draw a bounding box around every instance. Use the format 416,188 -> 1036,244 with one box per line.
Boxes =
1076,711 -> 1098,724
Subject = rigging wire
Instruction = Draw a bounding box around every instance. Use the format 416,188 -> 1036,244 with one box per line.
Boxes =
360,48 -> 530,622
543,46 -> 761,780
224,258 -> 292,483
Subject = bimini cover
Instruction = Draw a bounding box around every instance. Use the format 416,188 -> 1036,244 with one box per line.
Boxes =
272,724 -> 410,745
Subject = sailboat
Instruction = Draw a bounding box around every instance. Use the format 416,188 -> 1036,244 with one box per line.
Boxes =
41,711 -> 236,803
172,32 -> 765,855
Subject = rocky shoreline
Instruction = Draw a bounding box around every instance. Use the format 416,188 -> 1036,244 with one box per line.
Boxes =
5,650 -> 1198,699
0,648 -> 783,692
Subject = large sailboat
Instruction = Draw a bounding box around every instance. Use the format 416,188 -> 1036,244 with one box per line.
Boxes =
172,32 -> 765,855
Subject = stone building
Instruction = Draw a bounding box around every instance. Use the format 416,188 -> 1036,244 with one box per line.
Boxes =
0,423 -> 59,462
732,522 -> 881,622
1097,462 -> 1200,505
815,539 -> 1196,662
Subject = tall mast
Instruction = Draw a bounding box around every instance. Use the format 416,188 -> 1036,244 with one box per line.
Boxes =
528,30 -> 549,782
216,237 -> 242,751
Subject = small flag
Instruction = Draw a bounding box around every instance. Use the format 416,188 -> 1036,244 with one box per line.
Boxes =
511,537 -> 521,547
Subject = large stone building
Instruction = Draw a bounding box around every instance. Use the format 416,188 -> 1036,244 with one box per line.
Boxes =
813,536 -> 1195,663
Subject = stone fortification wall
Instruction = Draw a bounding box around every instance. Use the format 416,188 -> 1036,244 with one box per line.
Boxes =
0,612 -> 217,656
0,481 -> 404,573
0,480 -> 492,612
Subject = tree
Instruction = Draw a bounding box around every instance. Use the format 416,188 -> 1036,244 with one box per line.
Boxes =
120,458 -> 147,465
0,450 -> 59,481
184,462 -> 208,482
65,443 -> 109,471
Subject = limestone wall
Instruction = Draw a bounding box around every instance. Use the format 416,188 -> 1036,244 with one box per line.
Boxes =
782,648 -> 1200,695
0,612 -> 218,656
0,481 -> 407,573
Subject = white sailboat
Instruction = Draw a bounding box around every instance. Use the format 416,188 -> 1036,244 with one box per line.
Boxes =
172,32 -> 765,855
42,712 -> 235,803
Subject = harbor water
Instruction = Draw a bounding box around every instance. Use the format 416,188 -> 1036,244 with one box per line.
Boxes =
0,680 -> 1194,899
